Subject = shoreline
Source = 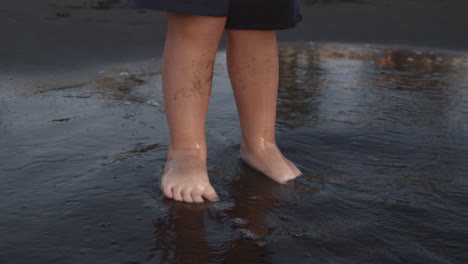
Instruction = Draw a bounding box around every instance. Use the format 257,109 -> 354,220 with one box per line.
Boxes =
2,41 -> 467,85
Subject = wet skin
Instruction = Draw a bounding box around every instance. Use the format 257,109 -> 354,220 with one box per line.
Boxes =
161,13 -> 302,203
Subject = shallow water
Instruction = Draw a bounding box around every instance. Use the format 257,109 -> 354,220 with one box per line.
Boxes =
1,43 -> 467,264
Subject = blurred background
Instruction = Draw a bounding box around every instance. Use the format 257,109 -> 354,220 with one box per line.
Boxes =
1,0 -> 467,74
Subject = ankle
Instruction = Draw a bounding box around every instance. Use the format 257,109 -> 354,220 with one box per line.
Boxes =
241,138 -> 277,154
168,144 -> 207,161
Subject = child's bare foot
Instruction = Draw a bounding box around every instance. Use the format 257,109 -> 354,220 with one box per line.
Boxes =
240,140 -> 302,184
161,150 -> 219,203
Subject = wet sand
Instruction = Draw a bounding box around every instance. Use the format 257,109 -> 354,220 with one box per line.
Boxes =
2,43 -> 468,264
1,1 -> 468,264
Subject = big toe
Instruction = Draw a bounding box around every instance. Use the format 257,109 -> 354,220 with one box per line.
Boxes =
202,186 -> 219,202
273,165 -> 299,184
277,154 -> 300,176
287,163 -> 302,178
280,173 -> 296,184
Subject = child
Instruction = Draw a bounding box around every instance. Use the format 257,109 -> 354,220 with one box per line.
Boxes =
127,0 -> 303,203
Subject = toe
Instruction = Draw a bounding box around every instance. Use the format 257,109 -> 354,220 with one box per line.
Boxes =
162,186 -> 173,199
202,186 -> 219,202
173,187 -> 183,202
288,162 -> 301,177
282,156 -> 301,177
182,190 -> 194,203
191,192 -> 204,203
284,171 -> 298,183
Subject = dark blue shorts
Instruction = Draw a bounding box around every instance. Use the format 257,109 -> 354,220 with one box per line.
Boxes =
126,0 -> 302,30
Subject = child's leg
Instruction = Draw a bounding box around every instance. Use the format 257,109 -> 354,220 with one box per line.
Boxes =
226,29 -> 302,183
161,13 -> 226,203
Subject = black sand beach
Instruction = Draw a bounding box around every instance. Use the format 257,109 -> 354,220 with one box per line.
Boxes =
1,1 -> 468,264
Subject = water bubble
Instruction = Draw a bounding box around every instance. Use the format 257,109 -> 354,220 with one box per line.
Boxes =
120,72 -> 130,77
238,229 -> 259,240
290,231 -> 305,238
229,217 -> 248,226
98,71 -> 106,76
407,57 -> 414,62
146,100 -> 160,107
124,112 -> 136,119
256,240 -> 267,247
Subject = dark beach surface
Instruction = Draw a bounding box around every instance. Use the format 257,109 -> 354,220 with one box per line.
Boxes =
1,1 -> 468,264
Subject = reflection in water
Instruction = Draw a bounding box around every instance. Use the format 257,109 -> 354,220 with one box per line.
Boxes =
219,162 -> 292,263
149,162 -> 291,263
277,45 -> 323,129
150,202 -> 214,264
277,43 -> 468,131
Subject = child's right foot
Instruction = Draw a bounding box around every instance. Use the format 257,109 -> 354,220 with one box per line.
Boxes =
161,151 -> 219,203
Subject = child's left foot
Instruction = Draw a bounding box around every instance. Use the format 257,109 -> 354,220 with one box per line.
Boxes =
240,140 -> 302,184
